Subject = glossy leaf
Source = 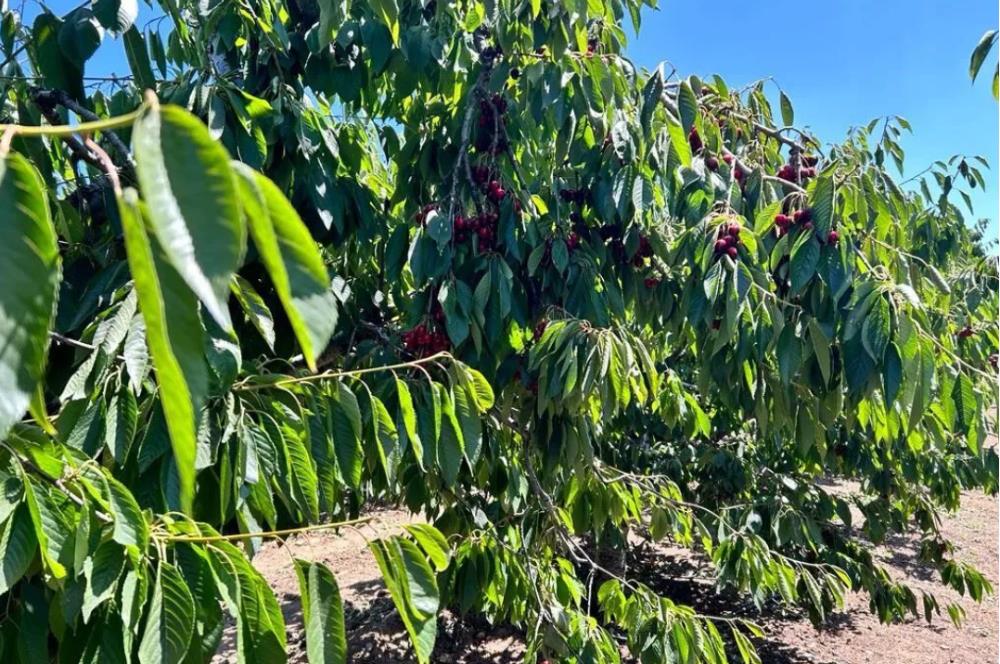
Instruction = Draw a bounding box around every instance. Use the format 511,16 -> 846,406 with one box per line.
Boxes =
234,164 -> 337,370
133,103 -> 245,330
0,153 -> 59,441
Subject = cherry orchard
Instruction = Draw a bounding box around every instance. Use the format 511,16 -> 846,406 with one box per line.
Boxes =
0,1 -> 996,662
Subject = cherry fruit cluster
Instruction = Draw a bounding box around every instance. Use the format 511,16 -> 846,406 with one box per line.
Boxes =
713,222 -> 743,260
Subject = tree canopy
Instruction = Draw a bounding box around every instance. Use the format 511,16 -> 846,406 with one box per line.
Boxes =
0,1 -> 996,662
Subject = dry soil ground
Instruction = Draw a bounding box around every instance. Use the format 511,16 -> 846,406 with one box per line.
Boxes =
214,483 -> 998,664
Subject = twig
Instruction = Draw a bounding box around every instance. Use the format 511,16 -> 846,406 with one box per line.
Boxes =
83,137 -> 121,194
159,516 -> 374,543
35,87 -> 134,172
0,107 -> 144,137
232,352 -> 453,392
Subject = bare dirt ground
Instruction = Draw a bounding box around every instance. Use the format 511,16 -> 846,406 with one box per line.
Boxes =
213,484 -> 997,664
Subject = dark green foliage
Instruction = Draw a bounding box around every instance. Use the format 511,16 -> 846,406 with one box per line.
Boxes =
0,1 -> 995,663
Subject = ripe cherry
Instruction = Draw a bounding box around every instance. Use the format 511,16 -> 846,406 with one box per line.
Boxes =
726,245 -> 738,259
803,221 -> 814,230
722,153 -> 734,165
774,213 -> 792,227
510,67 -> 521,80
714,239 -> 728,253
534,319 -> 548,341
827,230 -> 839,245
958,326 -> 974,339
705,155 -> 719,171
777,164 -> 796,181
688,128 -> 703,152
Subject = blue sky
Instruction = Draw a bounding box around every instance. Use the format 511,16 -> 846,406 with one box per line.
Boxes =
630,0 -> 999,237
30,1 -> 1000,236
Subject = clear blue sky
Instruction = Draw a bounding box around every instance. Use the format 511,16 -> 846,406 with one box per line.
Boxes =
31,1 -> 1000,237
630,1 -> 999,237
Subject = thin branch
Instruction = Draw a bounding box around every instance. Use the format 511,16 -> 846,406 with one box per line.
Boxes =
232,351 -> 454,392
0,107 -> 144,137
83,137 -> 121,194
158,516 -> 374,543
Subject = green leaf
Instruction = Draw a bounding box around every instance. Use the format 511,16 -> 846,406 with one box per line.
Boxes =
234,164 -> 337,371
404,524 -> 450,572
452,382 -> 482,467
395,378 -> 423,469
82,540 -> 125,622
0,506 -> 37,595
294,560 -> 347,664
436,386 -> 463,486
789,235 -> 820,294
119,190 -> 206,514
106,474 -> 150,550
969,29 -> 998,82
318,0 -> 350,48
369,394 -> 399,483
640,66 -> 665,134
882,342 -> 903,406
808,318 -> 831,385
32,13 -> 84,100
810,176 -> 835,235
58,8 -> 104,63
123,25 -> 156,91
133,104 -> 245,329
666,119 -> 692,166
861,295 -> 891,362
93,0 -> 138,32
282,421 -> 321,522
138,562 -> 195,664
231,275 -> 276,351
703,260 -> 725,302
370,537 -> 438,664
925,264 -> 952,294
462,367 -> 494,410
677,80 -> 699,133
779,90 -> 794,126
208,541 -> 286,661
330,383 -> 363,488
0,153 -> 60,442
952,373 -> 977,438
